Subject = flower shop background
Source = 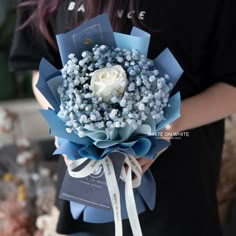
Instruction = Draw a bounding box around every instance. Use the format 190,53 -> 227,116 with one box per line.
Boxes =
0,1 -> 63,235
0,1 -> 235,235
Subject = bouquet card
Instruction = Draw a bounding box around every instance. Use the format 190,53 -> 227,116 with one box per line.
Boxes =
59,152 -> 125,210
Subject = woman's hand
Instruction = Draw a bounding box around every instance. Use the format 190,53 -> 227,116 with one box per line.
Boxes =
136,130 -> 171,174
136,143 -> 170,174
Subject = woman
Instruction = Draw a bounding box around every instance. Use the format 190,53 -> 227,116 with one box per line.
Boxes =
9,0 -> 236,235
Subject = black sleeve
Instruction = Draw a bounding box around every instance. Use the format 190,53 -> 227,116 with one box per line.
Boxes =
209,0 -> 236,87
9,2 -> 58,71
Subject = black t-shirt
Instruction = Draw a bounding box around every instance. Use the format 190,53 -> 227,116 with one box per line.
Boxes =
9,1 -> 236,235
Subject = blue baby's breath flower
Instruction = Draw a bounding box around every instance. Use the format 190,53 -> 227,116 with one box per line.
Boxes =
57,44 -> 172,136
128,82 -> 136,92
138,103 -> 145,111
120,99 -> 126,107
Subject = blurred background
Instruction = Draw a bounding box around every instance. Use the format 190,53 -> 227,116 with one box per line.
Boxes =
0,1 -> 235,236
0,1 -> 61,235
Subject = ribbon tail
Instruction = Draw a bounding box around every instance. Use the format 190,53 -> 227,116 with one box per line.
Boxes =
123,157 -> 143,236
103,157 -> 123,236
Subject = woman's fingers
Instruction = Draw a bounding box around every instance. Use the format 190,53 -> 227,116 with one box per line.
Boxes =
135,146 -> 169,174
54,136 -> 58,148
63,155 -> 70,166
135,157 -> 154,174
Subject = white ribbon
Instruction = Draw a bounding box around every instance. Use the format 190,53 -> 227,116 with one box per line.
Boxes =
67,151 -> 143,236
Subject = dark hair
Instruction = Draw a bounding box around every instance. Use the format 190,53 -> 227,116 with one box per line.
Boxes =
18,0 -> 142,50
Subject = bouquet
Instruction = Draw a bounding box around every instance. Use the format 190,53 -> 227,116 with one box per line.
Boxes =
37,14 -> 183,236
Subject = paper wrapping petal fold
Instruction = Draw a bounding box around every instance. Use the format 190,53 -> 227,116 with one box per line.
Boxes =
154,48 -> 183,88
54,136 -> 170,162
36,59 -> 61,112
56,14 -> 116,65
40,109 -> 91,145
114,27 -> 150,56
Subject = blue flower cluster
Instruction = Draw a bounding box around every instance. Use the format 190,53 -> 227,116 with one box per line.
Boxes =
57,45 -> 173,136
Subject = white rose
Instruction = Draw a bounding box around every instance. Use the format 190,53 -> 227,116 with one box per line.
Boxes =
90,65 -> 128,102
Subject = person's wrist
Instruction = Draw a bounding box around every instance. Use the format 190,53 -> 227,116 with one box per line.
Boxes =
168,118 -> 182,133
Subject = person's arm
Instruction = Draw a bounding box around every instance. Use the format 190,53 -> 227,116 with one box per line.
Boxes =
139,82 -> 236,173
171,82 -> 236,133
32,71 -> 52,109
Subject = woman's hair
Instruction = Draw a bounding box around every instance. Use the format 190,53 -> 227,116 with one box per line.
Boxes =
18,0 -> 141,50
